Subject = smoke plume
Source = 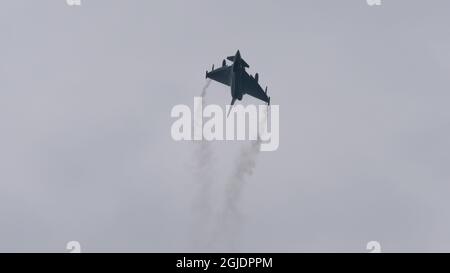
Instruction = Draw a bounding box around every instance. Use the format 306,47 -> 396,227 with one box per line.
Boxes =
216,107 -> 268,250
191,79 -> 214,250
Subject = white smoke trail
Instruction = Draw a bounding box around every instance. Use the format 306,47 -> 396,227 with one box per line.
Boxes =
201,79 -> 212,97
191,80 -> 214,250
215,107 -> 268,251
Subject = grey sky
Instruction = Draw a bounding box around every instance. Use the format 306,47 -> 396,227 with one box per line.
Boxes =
1,0 -> 450,252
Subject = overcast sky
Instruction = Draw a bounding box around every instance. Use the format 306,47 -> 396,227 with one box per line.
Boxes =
1,0 -> 450,252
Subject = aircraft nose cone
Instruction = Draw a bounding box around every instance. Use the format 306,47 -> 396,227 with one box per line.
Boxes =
236,50 -> 241,57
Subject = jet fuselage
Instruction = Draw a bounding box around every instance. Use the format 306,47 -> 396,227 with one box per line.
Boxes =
230,51 -> 245,101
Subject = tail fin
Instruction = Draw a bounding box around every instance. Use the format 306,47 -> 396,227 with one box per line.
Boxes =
227,97 -> 237,117
226,56 -> 250,68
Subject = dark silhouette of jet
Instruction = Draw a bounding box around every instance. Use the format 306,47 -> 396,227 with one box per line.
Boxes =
206,50 -> 270,116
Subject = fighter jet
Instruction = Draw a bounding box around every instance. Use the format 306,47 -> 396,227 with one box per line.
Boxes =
206,50 -> 271,116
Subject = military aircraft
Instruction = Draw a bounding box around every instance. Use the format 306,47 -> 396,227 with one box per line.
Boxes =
206,50 -> 270,116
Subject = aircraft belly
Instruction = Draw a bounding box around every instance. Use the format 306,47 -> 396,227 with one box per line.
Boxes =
231,72 -> 237,98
